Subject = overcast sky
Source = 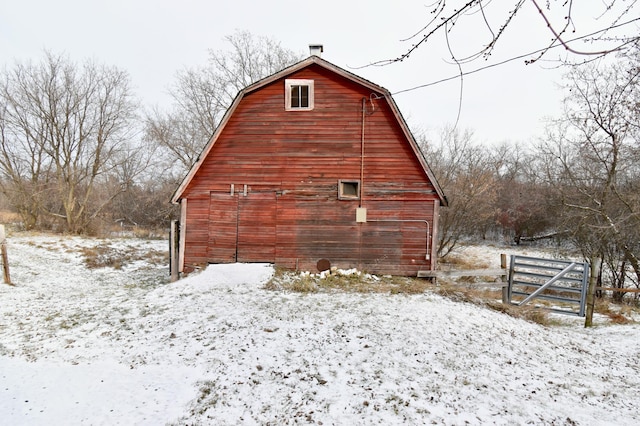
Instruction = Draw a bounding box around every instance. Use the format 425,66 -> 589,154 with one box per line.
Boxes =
1,1 -> 637,145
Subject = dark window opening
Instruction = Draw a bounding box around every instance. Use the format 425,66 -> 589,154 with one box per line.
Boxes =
339,180 -> 360,200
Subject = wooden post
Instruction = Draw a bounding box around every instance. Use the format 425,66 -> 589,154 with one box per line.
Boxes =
501,253 -> 508,304
170,220 -> 179,282
0,225 -> 11,285
585,257 -> 601,327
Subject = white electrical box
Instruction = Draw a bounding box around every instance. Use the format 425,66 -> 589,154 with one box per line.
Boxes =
356,207 -> 367,223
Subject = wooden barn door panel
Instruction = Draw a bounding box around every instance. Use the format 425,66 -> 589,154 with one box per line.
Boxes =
237,192 -> 276,262
208,193 -> 238,263
360,222 -> 403,271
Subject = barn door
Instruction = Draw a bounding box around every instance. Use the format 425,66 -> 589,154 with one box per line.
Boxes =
208,191 -> 276,264
208,193 -> 239,263
237,192 -> 276,262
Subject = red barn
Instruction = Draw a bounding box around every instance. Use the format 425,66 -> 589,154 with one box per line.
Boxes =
172,50 -> 447,276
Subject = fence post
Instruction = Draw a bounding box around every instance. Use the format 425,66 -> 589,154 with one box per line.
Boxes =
500,253 -> 508,303
584,257 -> 601,327
0,225 -> 11,285
170,220 -> 179,282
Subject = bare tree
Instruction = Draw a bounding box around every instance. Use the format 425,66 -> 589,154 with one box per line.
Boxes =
419,127 -> 498,257
146,30 -> 303,177
374,1 -> 639,67
538,53 -> 640,297
0,91 -> 53,229
491,142 -> 556,244
419,125 -> 559,254
144,108 -> 204,177
0,52 -> 139,233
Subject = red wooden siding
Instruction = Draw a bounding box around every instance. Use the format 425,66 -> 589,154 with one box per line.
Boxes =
179,62 -> 441,275
183,197 -> 209,268
275,196 -> 360,270
206,192 -> 277,264
237,192 -> 277,262
207,194 -> 237,263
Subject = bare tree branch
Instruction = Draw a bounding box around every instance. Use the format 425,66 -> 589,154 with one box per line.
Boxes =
368,1 -> 640,68
145,30 -> 303,178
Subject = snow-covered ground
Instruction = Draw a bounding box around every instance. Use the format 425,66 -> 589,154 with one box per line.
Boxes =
1,234 -> 639,425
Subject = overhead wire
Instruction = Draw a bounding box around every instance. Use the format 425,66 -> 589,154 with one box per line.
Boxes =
444,20 -> 463,131
390,16 -> 640,96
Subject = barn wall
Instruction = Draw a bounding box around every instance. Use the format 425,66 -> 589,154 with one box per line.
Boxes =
180,64 -> 440,275
183,196 -> 209,270
274,197 -> 435,276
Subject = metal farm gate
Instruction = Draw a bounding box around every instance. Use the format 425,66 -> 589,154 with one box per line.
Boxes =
506,255 -> 590,317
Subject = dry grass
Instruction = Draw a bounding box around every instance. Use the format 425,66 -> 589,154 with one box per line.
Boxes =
595,299 -> 635,324
265,267 -> 554,325
81,244 -> 168,269
0,210 -> 20,224
105,225 -> 169,240
429,284 -> 553,326
81,245 -> 130,269
264,268 -> 431,295
439,251 -> 491,270
11,231 -> 170,270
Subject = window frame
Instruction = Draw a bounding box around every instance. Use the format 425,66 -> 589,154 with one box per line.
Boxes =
338,179 -> 361,200
285,79 -> 314,111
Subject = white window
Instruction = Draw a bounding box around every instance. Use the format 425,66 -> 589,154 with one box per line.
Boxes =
285,79 -> 314,111
338,180 -> 360,200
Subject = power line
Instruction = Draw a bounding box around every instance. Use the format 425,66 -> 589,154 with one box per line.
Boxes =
391,17 -> 640,96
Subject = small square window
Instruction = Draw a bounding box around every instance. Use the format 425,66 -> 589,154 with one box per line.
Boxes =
338,180 -> 360,200
285,79 -> 314,111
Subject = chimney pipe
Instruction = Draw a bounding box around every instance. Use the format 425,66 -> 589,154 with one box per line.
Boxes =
309,44 -> 323,57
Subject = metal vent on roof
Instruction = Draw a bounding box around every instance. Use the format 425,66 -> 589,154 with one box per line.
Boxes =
309,44 -> 323,57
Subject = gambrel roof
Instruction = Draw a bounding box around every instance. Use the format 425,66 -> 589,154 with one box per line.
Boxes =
172,55 -> 447,206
